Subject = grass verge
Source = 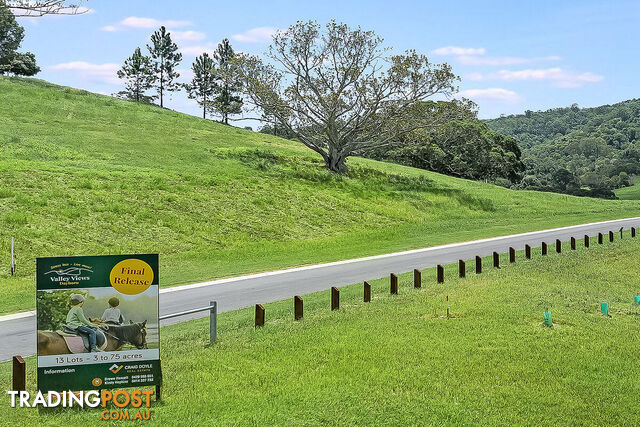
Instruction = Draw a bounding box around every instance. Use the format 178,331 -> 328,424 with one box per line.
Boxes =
2,233 -> 639,424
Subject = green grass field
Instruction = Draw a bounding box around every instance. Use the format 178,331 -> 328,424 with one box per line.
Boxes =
615,182 -> 640,200
2,233 -> 639,424
1,76 -> 639,315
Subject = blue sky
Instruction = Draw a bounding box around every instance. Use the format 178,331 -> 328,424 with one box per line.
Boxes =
16,0 -> 640,123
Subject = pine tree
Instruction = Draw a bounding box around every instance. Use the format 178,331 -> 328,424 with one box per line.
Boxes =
184,53 -> 215,119
147,26 -> 182,108
211,38 -> 243,124
116,47 -> 156,103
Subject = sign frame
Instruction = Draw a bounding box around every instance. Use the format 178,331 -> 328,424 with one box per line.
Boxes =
36,254 -> 161,393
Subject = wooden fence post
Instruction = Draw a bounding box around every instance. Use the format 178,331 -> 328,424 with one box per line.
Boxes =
12,356 -> 25,391
413,269 -> 421,288
542,242 -> 548,256
609,231 -> 614,242
364,281 -> 371,302
632,227 -> 636,238
331,287 -> 339,311
390,273 -> 398,295
294,296 -> 303,320
584,234 -> 590,248
475,256 -> 482,274
525,244 -> 531,259
493,252 -> 499,268
255,304 -> 265,328
509,247 -> 515,263
437,265 -> 444,283
571,237 -> 576,250
598,233 -> 603,244
155,360 -> 163,401
556,239 -> 562,253
458,260 -> 465,278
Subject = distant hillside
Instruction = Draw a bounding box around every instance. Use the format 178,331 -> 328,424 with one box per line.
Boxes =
486,99 -> 640,198
1,76 -> 639,315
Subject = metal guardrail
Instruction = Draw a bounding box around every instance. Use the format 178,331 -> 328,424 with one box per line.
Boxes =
159,301 -> 217,343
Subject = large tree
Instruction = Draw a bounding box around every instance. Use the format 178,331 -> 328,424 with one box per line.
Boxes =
147,26 -> 182,108
211,38 -> 243,124
184,52 -> 215,119
380,117 -> 525,184
0,4 -> 39,76
115,47 -> 156,103
236,20 -> 459,173
1,0 -> 88,17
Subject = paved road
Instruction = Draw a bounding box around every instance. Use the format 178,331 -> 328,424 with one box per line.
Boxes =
2,217 -> 638,361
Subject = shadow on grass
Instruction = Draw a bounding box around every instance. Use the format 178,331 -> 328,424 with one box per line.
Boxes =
208,147 -> 495,212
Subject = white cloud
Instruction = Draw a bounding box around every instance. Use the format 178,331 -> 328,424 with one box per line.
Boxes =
457,55 -> 561,66
171,30 -> 206,42
432,46 -> 561,67
101,16 -> 193,32
468,72 -> 484,81
231,26 -> 277,43
180,44 -> 217,57
493,68 -> 603,88
47,62 -> 120,85
432,46 -> 486,56
457,88 -> 522,103
458,55 -> 532,66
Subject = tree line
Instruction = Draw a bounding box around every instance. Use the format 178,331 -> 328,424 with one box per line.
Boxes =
115,26 -> 243,124
2,7 -> 525,186
486,100 -> 640,198
0,1 -> 620,198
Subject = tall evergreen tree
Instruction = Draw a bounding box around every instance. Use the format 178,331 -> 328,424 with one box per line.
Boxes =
116,47 -> 156,103
211,38 -> 243,124
147,26 -> 182,108
184,53 -> 215,119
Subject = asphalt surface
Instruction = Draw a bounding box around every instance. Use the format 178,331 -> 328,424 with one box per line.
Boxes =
2,216 -> 638,361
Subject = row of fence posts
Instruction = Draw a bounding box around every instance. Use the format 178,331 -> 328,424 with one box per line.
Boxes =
12,227 -> 637,389
252,226 -> 636,326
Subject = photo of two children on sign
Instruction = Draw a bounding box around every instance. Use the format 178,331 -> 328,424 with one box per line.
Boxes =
36,287 -> 159,355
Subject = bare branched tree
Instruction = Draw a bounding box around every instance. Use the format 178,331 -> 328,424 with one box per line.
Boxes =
236,20 -> 461,173
2,0 -> 88,17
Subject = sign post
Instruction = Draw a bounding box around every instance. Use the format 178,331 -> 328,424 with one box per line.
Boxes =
35,254 -> 160,393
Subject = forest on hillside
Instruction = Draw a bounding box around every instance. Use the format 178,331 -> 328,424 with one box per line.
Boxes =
486,99 -> 640,198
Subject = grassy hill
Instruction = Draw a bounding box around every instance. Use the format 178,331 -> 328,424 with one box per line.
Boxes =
3,233 -> 639,424
615,181 -> 640,199
1,76 -> 639,314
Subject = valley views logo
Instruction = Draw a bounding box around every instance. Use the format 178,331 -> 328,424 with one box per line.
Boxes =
45,263 -> 93,285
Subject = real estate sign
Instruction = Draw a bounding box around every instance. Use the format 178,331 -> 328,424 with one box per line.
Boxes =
36,254 -> 160,392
